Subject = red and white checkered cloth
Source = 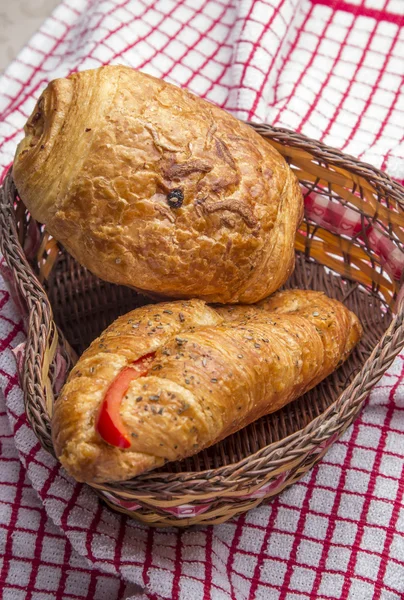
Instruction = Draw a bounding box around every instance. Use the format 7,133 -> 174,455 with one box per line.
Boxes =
1,1 -> 404,598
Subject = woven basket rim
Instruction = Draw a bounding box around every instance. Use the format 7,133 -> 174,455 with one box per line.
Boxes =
248,122 -> 404,204
1,122 -> 404,493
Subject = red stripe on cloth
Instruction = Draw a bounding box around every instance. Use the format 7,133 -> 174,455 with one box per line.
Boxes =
136,0 -> 206,73
85,502 -> 104,597
272,24 -> 309,105
0,464 -> 27,586
310,0 -> 404,25
0,291 -> 10,313
186,24 -> 234,100
143,527 -> 154,589
278,468 -> 318,600
1,375 -> 20,398
236,0 -> 282,81
340,12 -> 401,152
172,529 -> 184,598
319,0 -> 390,144
24,509 -> 49,600
0,321 -> 23,352
361,77 -> 404,161
340,359 -> 404,599
183,3 -> 235,91
298,7 -> 356,133
102,0 -> 176,67
273,3 -> 334,127
247,0 -> 291,120
310,419 -> 362,595
373,462 -> 404,600
161,0 -> 230,82
248,496 -> 283,598
24,446 -> 62,600
85,501 -> 104,563
226,512 -> 247,597
114,513 -> 127,576
133,0 -> 234,76
70,0 -> 134,73
55,537 -> 72,600
203,527 -> 213,600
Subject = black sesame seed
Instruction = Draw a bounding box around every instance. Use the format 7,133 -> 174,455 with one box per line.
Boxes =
177,402 -> 190,415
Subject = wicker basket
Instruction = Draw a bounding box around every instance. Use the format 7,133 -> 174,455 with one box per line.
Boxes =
1,123 -> 404,528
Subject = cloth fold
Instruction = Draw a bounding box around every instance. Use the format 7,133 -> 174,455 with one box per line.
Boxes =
0,1 -> 404,599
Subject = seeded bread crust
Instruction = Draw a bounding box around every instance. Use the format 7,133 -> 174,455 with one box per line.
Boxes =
52,291 -> 362,483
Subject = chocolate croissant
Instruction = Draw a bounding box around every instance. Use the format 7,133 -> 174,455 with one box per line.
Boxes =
52,290 -> 362,483
13,65 -> 303,304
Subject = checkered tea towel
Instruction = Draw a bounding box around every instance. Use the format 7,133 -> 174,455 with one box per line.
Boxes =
1,1 -> 404,599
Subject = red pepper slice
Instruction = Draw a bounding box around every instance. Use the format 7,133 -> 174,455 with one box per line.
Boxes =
96,353 -> 155,448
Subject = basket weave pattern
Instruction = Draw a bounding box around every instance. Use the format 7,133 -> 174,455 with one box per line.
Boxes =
1,124 -> 404,527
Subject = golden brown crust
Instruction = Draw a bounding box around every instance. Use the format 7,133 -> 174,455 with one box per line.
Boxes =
13,65 -> 303,303
52,291 -> 362,483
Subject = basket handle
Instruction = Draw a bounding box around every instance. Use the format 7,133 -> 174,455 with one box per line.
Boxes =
0,170 -> 56,454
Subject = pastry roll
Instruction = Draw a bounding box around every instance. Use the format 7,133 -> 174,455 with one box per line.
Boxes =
13,65 -> 303,303
52,290 -> 362,483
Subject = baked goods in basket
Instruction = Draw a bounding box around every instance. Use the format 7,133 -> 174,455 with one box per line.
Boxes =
52,290 -> 362,483
13,65 -> 303,304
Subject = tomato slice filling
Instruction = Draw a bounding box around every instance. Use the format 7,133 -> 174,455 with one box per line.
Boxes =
96,353 -> 155,448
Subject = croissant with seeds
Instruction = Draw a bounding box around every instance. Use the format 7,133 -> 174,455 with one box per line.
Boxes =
52,290 -> 362,483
